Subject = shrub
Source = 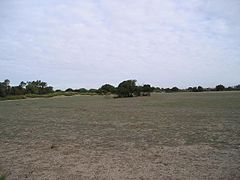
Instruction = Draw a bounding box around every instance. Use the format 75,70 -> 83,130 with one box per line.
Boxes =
216,85 -> 225,91
98,84 -> 116,94
117,80 -> 137,97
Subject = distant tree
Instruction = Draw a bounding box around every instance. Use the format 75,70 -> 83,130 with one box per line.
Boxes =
171,87 -> 179,92
234,85 -> 240,90
10,86 -> 25,95
152,87 -> 161,92
141,84 -> 153,96
26,83 -> 38,94
187,87 -> 193,92
26,81 -> 39,94
65,88 -> 73,92
164,88 -> 171,93
40,81 -> 47,89
226,86 -> 233,91
142,84 -> 152,92
216,85 -> 225,91
44,86 -> 53,94
3,79 -> 11,95
98,84 -> 116,94
78,88 -> 88,93
24,80 -> 53,94
134,86 -> 142,96
55,89 -> 62,92
0,82 -> 7,97
205,88 -> 212,92
19,81 -> 26,89
89,89 -> 97,93
192,87 -> 198,92
117,80 -> 137,97
197,86 -> 204,92
39,82 -> 48,94
0,79 -> 11,97
3,79 -> 10,87
0,79 -> 52,97
17,81 -> 26,95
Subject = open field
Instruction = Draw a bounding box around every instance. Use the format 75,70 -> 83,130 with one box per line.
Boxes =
0,92 -> 240,179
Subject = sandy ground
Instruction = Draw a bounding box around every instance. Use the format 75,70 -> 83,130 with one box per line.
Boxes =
0,92 -> 240,179
1,140 -> 240,179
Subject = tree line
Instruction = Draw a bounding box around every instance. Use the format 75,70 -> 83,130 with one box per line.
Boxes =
0,79 -> 53,97
55,80 -> 154,97
0,79 -> 240,98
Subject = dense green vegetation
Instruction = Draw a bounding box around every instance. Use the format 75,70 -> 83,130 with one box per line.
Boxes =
0,80 -> 53,97
0,79 -> 239,100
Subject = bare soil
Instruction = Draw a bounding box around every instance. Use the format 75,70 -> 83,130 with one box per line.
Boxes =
0,92 -> 240,179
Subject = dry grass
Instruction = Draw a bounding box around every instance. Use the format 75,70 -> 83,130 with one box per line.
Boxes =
0,92 -> 240,179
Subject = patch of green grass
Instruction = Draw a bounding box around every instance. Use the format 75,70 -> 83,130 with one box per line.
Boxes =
0,175 -> 5,180
0,95 -> 26,101
62,92 -> 78,96
25,93 -> 56,98
0,92 -> 99,101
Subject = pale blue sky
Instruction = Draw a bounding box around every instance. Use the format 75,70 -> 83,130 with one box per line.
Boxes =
0,0 -> 240,89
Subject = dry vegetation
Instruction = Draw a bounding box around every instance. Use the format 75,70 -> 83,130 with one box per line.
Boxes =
0,92 -> 240,179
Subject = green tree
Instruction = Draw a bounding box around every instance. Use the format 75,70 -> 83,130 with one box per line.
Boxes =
234,85 -> 240,90
152,87 -> 161,92
78,88 -> 88,93
0,79 -> 11,97
187,87 -> 193,92
98,84 -> 116,94
192,87 -> 198,92
26,80 -> 52,94
4,79 -> 11,95
19,81 -> 26,88
89,89 -> 97,93
117,80 -> 137,97
0,82 -> 7,97
44,86 -> 53,94
197,86 -> 204,92
26,82 -> 39,94
216,85 -> 225,91
141,84 -> 153,96
65,88 -> 73,92
171,87 -> 179,92
10,86 -> 25,95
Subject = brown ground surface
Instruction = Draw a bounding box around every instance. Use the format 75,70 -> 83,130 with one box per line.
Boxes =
0,92 -> 240,179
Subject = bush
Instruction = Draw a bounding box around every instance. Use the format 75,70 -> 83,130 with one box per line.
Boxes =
98,84 -> 116,94
197,86 -> 204,92
78,88 -> 88,93
216,85 -> 225,91
171,87 -> 179,92
117,80 -> 137,97
65,88 -> 73,92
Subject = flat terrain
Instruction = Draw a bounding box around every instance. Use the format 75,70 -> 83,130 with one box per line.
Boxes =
0,92 -> 240,179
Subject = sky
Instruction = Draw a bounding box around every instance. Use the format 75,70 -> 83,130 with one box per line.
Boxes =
0,0 -> 240,89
